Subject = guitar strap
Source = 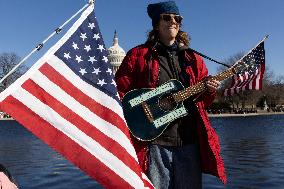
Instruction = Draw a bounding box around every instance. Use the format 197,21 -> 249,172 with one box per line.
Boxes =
147,42 -> 159,85
146,42 -> 228,86
188,47 -> 230,68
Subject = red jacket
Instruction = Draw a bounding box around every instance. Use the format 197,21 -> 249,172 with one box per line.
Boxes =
115,43 -> 227,184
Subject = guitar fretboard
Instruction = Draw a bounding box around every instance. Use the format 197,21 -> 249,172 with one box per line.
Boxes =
173,67 -> 236,103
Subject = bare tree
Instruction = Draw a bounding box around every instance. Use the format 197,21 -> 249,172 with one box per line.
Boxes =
262,70 -> 284,107
0,52 -> 27,92
215,52 -> 245,108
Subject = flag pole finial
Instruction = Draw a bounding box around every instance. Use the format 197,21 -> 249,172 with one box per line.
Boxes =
89,0 -> 94,5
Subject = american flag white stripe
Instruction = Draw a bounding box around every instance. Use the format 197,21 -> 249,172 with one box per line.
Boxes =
29,66 -> 137,160
248,72 -> 255,89
240,72 -> 250,91
236,74 -> 244,93
246,72 -> 256,90
225,75 -> 238,96
254,69 -> 261,89
245,72 -> 256,90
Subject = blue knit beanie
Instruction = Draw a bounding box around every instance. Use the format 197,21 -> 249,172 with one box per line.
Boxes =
147,1 -> 180,27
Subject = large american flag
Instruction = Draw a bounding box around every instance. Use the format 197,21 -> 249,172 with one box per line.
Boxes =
223,42 -> 265,96
0,5 -> 153,189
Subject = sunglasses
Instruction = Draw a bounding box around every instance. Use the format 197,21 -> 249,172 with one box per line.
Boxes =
160,14 -> 183,24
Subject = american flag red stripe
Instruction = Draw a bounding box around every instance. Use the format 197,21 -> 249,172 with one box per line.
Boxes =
223,42 -> 265,96
0,4 -> 153,189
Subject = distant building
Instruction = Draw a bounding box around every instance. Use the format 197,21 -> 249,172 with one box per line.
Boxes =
107,31 -> 126,74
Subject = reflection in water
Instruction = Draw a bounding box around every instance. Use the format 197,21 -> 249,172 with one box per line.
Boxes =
224,138 -> 271,188
205,115 -> 284,189
0,115 -> 284,188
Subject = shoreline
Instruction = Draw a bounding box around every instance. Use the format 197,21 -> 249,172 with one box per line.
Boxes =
1,112 -> 284,120
208,111 -> 284,117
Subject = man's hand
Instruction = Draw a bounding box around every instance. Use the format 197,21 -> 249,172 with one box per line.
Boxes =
205,77 -> 220,93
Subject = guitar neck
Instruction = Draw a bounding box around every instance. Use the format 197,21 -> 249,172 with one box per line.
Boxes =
173,67 -> 236,103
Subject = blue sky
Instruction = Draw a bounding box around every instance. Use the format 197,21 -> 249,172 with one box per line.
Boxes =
0,0 -> 283,76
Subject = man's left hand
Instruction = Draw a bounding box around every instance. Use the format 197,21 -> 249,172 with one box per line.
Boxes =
205,78 -> 220,93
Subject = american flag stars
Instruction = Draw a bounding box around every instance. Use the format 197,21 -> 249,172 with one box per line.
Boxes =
97,79 -> 107,86
88,22 -> 95,30
72,42 -> 79,50
111,79 -> 117,87
80,33 -> 87,41
97,45 -> 105,52
92,67 -> 101,75
106,68 -> 112,75
84,45 -> 91,52
102,56 -> 108,63
54,16 -> 119,101
75,55 -> 83,63
93,33 -> 100,40
79,68 -> 87,75
88,56 -> 97,64
64,52 -> 71,59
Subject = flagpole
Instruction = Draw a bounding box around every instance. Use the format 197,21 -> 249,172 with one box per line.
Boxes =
233,35 -> 269,66
0,3 -> 92,85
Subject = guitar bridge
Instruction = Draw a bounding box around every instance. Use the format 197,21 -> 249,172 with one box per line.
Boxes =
141,102 -> 154,123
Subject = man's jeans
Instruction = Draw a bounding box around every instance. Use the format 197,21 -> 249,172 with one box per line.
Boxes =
147,144 -> 202,189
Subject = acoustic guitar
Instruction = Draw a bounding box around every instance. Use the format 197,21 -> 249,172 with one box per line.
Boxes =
122,61 -> 257,141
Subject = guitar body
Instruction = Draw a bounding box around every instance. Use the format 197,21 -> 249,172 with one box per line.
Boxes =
122,80 -> 188,141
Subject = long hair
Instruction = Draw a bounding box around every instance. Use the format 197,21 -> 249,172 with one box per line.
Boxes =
146,29 -> 190,47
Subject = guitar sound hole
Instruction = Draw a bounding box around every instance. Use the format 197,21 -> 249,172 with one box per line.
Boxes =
158,95 -> 177,111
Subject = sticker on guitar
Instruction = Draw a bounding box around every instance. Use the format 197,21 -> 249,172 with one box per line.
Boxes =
129,82 -> 175,107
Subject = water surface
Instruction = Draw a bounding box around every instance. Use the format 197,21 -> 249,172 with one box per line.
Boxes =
0,115 -> 284,188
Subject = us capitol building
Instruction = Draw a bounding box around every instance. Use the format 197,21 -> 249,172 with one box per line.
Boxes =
107,31 -> 126,74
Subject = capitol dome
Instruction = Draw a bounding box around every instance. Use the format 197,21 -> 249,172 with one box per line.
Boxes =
108,30 -> 126,74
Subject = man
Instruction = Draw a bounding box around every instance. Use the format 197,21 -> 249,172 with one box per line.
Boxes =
115,1 -> 226,188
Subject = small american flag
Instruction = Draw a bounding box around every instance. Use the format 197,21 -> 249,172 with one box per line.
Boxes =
223,42 -> 265,96
0,5 -> 153,189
